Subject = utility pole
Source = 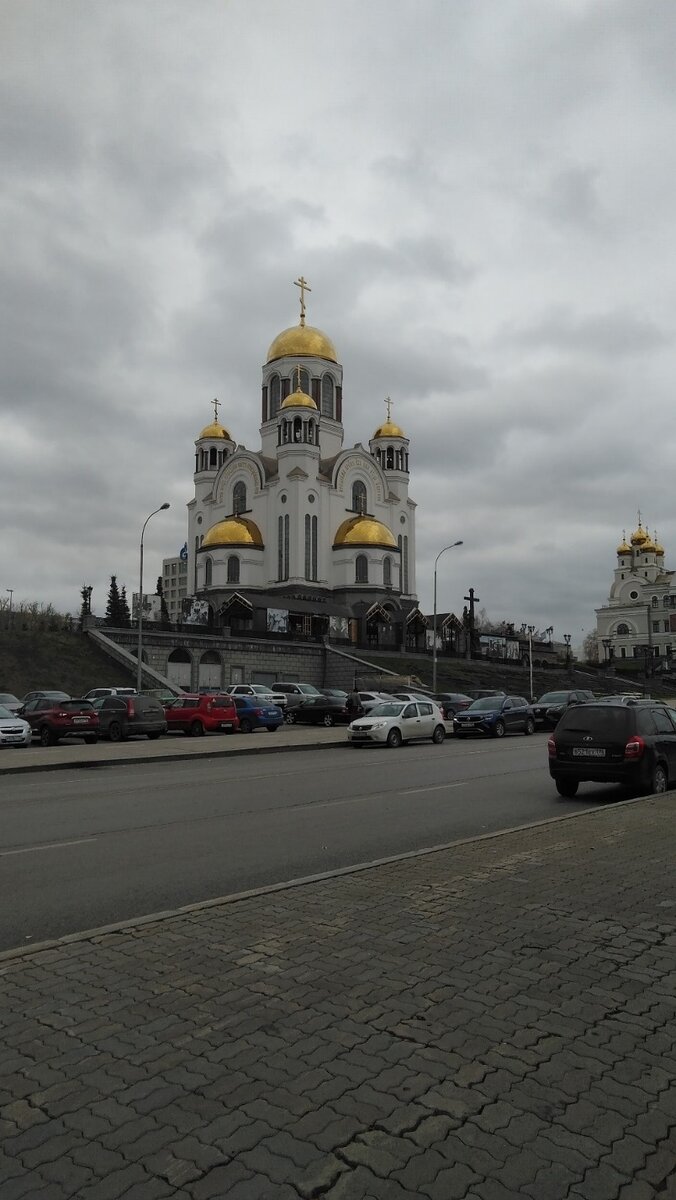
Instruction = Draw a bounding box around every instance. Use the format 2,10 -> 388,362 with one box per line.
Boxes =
6,589 -> 13,628
463,587 -> 480,660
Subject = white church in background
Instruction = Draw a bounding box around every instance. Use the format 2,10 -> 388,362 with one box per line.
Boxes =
595,518 -> 676,665
183,277 -> 422,646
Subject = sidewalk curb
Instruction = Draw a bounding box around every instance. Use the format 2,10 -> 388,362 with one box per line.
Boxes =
0,791 -> 652,967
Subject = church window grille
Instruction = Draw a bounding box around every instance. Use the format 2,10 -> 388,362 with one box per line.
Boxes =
205,557 -> 213,586
294,417 -> 302,442
383,557 -> 392,587
386,447 -> 394,470
356,555 -> 368,584
209,447 -> 217,468
617,623 -> 629,635
664,596 -> 670,607
270,375 -> 281,418
278,514 -> 290,581
352,480 -> 367,514
312,515 -> 317,580
304,515 -> 318,581
227,556 -> 240,584
233,482 -> 247,515
321,374 -> 334,418
652,596 -> 658,608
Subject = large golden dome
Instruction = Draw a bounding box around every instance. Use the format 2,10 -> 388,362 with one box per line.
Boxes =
630,524 -> 648,546
198,420 -> 230,440
281,386 -> 317,410
373,418 -> 406,439
202,516 -> 264,549
333,515 -> 397,549
267,324 -> 338,364
616,537 -> 631,555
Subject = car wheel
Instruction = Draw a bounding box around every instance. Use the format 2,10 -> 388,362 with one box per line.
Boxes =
524,718 -> 535,736
492,720 -> 506,739
432,724 -> 445,744
284,710 -> 296,724
190,721 -> 205,737
147,732 -> 161,740
266,726 -> 279,732
322,713 -> 335,727
651,763 -> 668,794
108,721 -> 123,743
555,778 -> 579,798
239,718 -> 253,734
386,728 -> 402,748
84,735 -> 98,745
39,725 -> 56,747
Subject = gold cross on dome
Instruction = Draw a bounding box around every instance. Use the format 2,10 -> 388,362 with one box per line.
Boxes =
212,397 -> 220,422
637,507 -> 642,527
294,275 -> 311,326
384,396 -> 393,421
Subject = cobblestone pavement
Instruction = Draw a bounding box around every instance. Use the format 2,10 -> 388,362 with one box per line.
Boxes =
1,798 -> 675,1199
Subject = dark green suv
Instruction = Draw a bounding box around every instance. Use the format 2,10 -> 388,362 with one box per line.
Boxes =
548,701 -> 676,797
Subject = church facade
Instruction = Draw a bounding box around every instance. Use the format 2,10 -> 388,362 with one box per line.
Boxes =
595,520 -> 676,665
184,279 -> 421,648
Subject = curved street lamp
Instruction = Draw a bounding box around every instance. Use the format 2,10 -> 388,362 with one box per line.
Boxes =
137,503 -> 170,692
432,540 -> 463,694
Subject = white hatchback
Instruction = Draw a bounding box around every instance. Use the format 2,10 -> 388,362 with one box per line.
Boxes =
0,704 -> 32,748
347,700 -> 446,748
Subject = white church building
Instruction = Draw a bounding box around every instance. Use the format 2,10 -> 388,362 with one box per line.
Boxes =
184,278 -> 423,649
595,520 -> 676,665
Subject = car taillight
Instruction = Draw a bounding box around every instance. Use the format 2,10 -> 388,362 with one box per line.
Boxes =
126,700 -> 135,717
624,736 -> 645,759
547,737 -> 557,757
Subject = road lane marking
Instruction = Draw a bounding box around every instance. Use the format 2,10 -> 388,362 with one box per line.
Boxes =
400,782 -> 468,795
0,837 -> 97,857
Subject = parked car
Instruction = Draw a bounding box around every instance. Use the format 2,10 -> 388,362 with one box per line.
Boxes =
454,695 -> 535,738
592,693 -> 645,705
533,689 -> 595,728
287,696 -> 352,727
142,688 -> 182,705
433,692 -> 473,719
390,691 -> 435,704
20,698 -> 99,746
274,682 -> 323,710
224,683 -> 288,709
84,686 -> 137,701
164,694 -> 239,736
91,695 -> 167,741
355,690 -> 392,713
230,695 -> 284,733
0,692 -> 22,713
22,690 -> 70,705
469,689 -> 506,700
320,687 -> 348,700
0,705 -> 32,747
548,700 -> 676,797
348,699 -> 447,748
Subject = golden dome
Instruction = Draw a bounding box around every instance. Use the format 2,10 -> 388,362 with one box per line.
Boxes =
630,524 -> 648,546
643,531 -> 658,553
655,533 -> 665,556
198,420 -> 230,440
616,538 -> 631,555
267,324 -> 337,364
281,386 -> 317,410
202,516 -> 264,549
373,419 -> 406,439
333,515 -> 397,549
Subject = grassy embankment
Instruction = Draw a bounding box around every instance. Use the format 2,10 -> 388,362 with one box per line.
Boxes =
0,630 -> 135,699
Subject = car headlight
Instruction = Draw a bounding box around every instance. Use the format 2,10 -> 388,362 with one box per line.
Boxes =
368,722 -> 387,730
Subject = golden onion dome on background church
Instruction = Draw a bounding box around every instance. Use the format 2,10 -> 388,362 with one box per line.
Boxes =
373,418 -> 406,439
281,385 -> 317,410
333,515 -> 397,549
616,536 -> 631,555
202,516 -> 264,549
630,523 -> 648,546
267,324 -> 338,364
643,530 -> 658,553
198,420 -> 230,440
655,533 -> 665,556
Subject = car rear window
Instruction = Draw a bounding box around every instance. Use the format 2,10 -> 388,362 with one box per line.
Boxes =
212,697 -> 235,709
136,698 -> 163,714
557,706 -> 630,736
60,701 -> 95,712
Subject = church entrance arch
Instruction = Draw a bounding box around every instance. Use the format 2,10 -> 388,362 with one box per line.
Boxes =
198,650 -> 222,691
167,648 -> 192,689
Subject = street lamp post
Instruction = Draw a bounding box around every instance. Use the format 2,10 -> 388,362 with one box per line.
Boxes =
432,540 -> 463,694
6,589 -> 13,629
602,637 -> 612,667
137,504 -> 170,692
527,625 -> 535,701
563,633 -> 572,675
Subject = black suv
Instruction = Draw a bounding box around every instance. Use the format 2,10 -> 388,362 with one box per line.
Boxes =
533,689 -> 595,728
91,694 -> 167,741
548,701 -> 676,797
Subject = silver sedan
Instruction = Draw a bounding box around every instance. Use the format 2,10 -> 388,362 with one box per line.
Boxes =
0,705 -> 32,747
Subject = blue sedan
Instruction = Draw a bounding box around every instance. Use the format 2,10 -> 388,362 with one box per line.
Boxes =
231,695 -> 284,733
453,694 -> 535,738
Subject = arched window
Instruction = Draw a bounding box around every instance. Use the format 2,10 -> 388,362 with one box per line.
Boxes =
352,480 -> 367,514
383,557 -> 392,587
664,595 -> 670,607
616,623 -> 629,636
204,557 -> 213,586
233,481 -> 247,515
270,374 -> 281,418
227,556 -> 240,584
321,374 -> 334,417
209,447 -> 217,468
356,555 -> 368,583
386,447 -> 394,470
652,596 -> 658,608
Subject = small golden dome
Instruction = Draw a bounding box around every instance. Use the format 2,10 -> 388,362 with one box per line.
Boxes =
333,515 -> 397,549
655,533 -> 665,556
617,539 -> 631,555
202,516 -> 264,549
630,524 -> 648,546
373,419 -> 406,439
198,420 -> 230,440
267,324 -> 337,364
281,387 -> 317,411
643,531 -> 658,553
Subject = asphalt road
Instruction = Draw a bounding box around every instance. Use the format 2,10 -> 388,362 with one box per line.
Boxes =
0,735 -> 621,953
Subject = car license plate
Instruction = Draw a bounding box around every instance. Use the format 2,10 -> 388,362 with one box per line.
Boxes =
220,722 -> 232,729
73,717 -> 89,724
572,747 -> 605,758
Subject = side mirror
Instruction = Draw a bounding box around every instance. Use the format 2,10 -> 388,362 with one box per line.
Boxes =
17,706 -> 25,716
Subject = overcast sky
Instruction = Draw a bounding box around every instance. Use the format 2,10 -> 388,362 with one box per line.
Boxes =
3,0 -> 676,645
